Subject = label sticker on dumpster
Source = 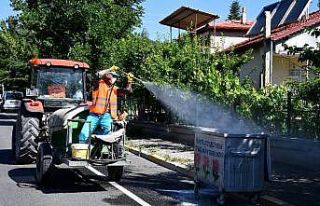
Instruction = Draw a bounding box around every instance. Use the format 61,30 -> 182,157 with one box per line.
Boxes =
195,133 -> 225,189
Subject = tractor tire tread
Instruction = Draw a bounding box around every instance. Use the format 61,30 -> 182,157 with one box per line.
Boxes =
14,114 -> 40,164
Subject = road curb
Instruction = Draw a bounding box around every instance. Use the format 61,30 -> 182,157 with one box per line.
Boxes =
126,146 -> 292,206
261,195 -> 294,206
126,146 -> 194,178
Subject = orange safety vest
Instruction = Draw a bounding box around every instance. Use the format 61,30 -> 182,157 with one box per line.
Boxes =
89,80 -> 118,119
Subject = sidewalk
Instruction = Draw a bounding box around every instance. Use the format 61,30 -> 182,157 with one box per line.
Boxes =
126,136 -> 320,206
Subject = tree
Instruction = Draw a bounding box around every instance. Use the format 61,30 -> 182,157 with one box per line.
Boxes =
228,0 -> 241,20
9,0 -> 144,70
0,16 -> 37,89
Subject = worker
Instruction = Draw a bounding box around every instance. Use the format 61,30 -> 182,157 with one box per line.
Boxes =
78,66 -> 133,144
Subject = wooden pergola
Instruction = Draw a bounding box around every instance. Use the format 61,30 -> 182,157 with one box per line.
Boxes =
160,6 -> 219,39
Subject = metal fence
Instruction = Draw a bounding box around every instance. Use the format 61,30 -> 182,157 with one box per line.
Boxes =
124,88 -> 320,140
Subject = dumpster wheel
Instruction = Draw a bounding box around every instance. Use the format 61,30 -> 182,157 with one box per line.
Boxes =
249,192 -> 261,204
216,194 -> 225,205
193,181 -> 200,195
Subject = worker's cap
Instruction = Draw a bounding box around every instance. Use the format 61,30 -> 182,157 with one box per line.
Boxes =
97,69 -> 119,78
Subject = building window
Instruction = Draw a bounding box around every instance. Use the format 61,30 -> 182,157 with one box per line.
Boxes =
289,68 -> 305,81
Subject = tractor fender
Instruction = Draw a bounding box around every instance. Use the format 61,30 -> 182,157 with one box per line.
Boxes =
23,99 -> 44,113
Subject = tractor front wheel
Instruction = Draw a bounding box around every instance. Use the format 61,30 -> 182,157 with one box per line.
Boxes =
35,142 -> 53,185
107,166 -> 124,182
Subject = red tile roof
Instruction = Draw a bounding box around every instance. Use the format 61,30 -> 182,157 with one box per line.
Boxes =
228,11 -> 320,51
197,20 -> 253,34
215,20 -> 254,31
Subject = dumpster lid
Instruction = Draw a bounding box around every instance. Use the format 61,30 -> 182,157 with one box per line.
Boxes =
196,127 -> 267,138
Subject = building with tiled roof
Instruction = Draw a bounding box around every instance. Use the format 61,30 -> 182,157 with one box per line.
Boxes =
230,11 -> 320,52
199,20 -> 253,33
197,8 -> 253,51
231,10 -> 320,88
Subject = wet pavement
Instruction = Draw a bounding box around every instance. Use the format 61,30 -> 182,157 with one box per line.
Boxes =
126,135 -> 320,206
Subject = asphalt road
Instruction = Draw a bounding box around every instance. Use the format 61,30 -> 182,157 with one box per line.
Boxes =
0,112 -> 251,206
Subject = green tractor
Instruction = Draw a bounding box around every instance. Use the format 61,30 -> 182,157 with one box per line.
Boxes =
12,58 -> 127,183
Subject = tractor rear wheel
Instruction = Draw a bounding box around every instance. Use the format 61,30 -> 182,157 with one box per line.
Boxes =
14,112 -> 40,164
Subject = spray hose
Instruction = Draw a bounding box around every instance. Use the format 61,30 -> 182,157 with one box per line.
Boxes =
111,66 -> 145,83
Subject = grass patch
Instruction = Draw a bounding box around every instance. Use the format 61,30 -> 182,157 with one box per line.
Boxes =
163,154 -> 191,165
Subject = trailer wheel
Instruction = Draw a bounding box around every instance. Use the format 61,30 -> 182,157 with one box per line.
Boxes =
249,193 -> 261,204
35,143 -> 53,185
14,112 -> 40,164
107,166 -> 124,182
114,141 -> 124,158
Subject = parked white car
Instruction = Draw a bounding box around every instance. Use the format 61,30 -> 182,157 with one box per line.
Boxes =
1,91 -> 23,111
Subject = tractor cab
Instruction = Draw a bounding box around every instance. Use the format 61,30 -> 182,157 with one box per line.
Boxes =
27,58 -> 89,110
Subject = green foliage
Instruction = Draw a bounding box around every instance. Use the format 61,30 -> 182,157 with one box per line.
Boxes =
1,1 -> 320,139
0,17 -> 37,89
125,35 -> 255,116
270,28 -> 320,138
122,33 -> 320,139
228,0 -> 241,21
0,0 -> 144,89
286,28 -> 320,104
10,0 -> 144,70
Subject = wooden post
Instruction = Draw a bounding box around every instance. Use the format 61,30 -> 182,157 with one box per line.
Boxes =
195,13 -> 198,32
178,22 -> 181,39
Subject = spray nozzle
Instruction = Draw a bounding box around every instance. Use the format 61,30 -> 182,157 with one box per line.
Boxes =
126,72 -> 134,82
110,66 -> 145,84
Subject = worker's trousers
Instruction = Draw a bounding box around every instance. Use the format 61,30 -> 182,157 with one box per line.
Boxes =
79,112 -> 112,144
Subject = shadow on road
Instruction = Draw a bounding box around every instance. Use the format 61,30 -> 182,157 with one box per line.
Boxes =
121,168 -> 251,205
8,167 -> 37,187
122,169 -> 198,205
102,194 -> 141,206
0,113 -> 17,119
0,120 -> 16,126
264,162 -> 320,206
8,167 -> 106,194
0,113 -> 17,126
0,149 -> 14,165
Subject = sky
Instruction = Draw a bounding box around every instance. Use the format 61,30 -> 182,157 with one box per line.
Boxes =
0,0 -> 318,40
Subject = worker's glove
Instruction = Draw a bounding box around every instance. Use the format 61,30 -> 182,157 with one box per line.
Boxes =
110,65 -> 120,72
126,73 -> 134,82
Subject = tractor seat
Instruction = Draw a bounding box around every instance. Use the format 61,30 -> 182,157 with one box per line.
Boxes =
91,128 -> 125,144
